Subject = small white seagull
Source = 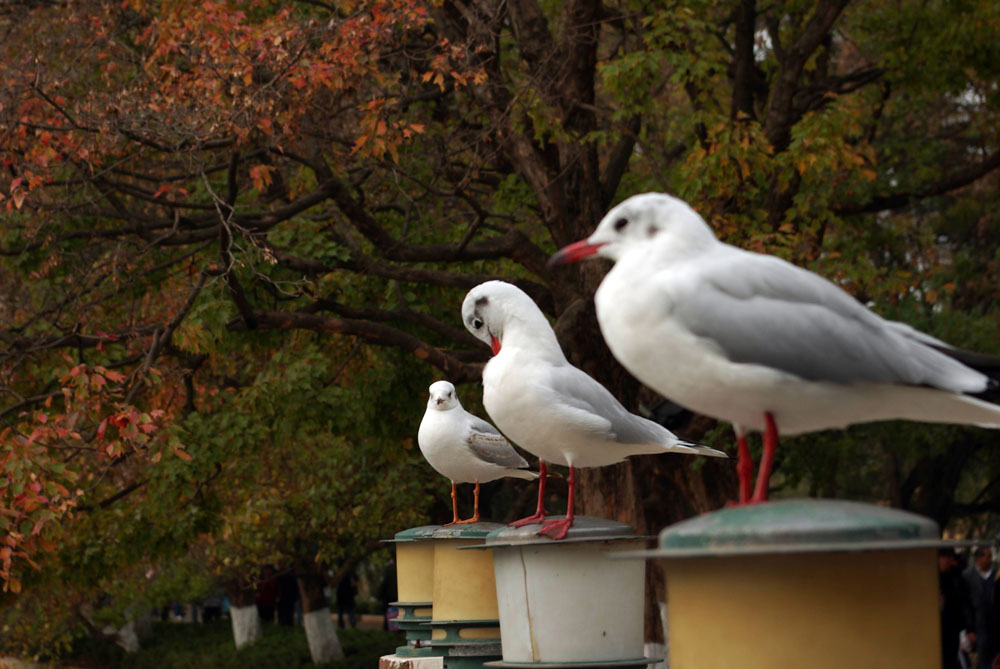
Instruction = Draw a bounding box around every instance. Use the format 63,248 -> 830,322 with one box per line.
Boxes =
550,192 -> 1000,504
461,281 -> 725,539
418,380 -> 538,525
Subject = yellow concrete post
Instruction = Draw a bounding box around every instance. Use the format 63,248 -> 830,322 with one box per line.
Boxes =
622,499 -> 950,669
428,524 -> 503,647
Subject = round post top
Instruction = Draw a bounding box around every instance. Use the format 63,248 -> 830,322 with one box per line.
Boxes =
392,525 -> 441,542
621,499 -> 951,558
430,522 -> 504,540
483,516 -> 641,548
391,523 -> 505,542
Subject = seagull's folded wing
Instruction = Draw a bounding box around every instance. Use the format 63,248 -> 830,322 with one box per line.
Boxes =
668,249 -> 988,393
466,416 -> 529,469
547,363 -> 681,446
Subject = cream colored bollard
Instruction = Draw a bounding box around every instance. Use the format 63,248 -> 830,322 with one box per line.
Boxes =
391,525 -> 440,658
482,516 -> 652,667
428,523 -> 505,668
622,499 -> 953,669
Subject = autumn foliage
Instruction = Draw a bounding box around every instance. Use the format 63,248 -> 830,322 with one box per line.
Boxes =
2,0 -> 1000,655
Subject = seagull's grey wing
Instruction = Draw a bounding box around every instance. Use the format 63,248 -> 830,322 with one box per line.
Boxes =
464,413 -> 529,469
546,364 -> 680,446
669,249 -> 987,393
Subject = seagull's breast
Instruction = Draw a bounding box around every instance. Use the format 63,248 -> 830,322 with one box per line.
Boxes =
417,410 -> 507,483
482,350 -> 605,466
596,264 -> 807,432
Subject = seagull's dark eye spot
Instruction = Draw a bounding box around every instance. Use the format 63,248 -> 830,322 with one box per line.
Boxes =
647,225 -> 659,238
472,318 -> 483,330
614,217 -> 629,232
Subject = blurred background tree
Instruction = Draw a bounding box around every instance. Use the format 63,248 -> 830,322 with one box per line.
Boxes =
2,0 -> 999,656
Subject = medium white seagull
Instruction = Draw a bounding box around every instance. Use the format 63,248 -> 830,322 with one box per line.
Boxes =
418,380 -> 537,525
461,281 -> 725,539
550,192 -> 1000,504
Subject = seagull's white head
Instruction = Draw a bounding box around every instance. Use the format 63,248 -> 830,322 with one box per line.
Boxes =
462,281 -> 560,356
427,380 -> 460,411
549,192 -> 718,266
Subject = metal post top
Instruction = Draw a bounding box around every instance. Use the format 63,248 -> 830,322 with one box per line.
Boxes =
392,523 -> 505,542
480,516 -> 643,548
618,498 -> 954,559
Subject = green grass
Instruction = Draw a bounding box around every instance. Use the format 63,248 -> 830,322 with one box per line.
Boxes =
67,621 -> 403,668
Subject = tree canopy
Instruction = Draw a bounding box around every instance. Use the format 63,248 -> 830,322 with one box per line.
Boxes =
2,0 -> 1000,653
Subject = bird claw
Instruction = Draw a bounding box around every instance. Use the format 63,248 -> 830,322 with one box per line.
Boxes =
536,517 -> 573,540
509,511 -> 547,528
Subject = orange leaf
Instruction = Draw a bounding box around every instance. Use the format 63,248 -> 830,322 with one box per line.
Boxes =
173,447 -> 192,461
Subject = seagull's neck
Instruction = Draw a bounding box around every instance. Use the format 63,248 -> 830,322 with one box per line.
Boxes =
498,313 -> 566,362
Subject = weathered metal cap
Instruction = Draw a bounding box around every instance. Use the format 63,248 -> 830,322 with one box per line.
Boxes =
618,499 -> 959,558
478,515 -> 643,549
389,525 -> 442,543
486,660 -> 657,668
430,522 -> 504,540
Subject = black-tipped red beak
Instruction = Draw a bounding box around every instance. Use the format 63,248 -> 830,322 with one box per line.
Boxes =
548,239 -> 605,266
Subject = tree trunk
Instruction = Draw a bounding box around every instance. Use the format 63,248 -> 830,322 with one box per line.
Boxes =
298,569 -> 344,664
227,584 -> 262,649
443,0 -> 738,646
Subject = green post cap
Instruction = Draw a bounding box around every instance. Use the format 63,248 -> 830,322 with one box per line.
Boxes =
483,516 -> 639,548
629,499 -> 945,558
393,525 -> 442,542
431,522 -> 504,540
391,523 -> 505,542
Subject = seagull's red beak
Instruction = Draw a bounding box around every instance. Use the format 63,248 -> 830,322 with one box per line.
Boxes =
548,239 -> 605,266
490,335 -> 501,356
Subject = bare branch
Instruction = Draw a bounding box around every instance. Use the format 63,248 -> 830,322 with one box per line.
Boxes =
242,311 -> 485,382
836,148 -> 1000,216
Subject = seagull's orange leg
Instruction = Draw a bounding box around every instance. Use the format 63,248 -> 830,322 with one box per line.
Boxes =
443,482 -> 460,526
538,466 -> 575,540
736,430 -> 754,505
750,412 -> 778,504
510,462 -> 549,527
455,482 -> 481,524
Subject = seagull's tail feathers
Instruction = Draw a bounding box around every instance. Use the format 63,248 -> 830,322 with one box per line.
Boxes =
507,469 -> 541,480
809,385 -> 1000,434
619,414 -> 728,458
935,393 -> 1000,429
667,441 -> 729,458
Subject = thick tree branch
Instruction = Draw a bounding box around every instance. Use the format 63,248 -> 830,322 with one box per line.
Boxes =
240,311 -> 484,382
600,115 -> 641,209
836,148 -> 1000,215
320,173 -> 551,272
270,245 -> 554,314
312,298 -> 484,351
762,0 -> 850,151
730,0 -> 757,120
76,479 -> 149,512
